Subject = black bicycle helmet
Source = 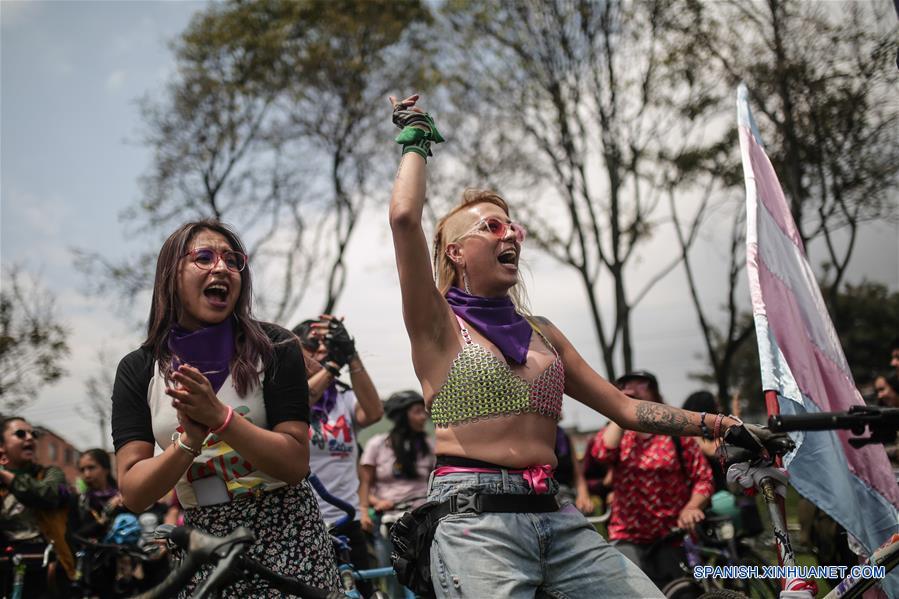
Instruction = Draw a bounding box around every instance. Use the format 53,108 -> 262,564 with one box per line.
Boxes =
384,390 -> 425,422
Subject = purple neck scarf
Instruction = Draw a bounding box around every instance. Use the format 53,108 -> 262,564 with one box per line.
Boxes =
87,487 -> 119,512
312,383 -> 338,422
445,287 -> 532,365
168,318 -> 235,393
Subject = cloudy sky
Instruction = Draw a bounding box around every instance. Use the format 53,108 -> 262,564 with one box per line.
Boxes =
2,1 -> 897,450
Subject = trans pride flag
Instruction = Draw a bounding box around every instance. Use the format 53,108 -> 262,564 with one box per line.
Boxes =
738,83 -> 899,594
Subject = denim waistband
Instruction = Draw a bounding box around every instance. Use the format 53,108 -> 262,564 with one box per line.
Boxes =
427,469 -> 560,503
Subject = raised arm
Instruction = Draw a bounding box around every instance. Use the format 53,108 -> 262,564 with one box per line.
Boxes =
388,95 -> 454,351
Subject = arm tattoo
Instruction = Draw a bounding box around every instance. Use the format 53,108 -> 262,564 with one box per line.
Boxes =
634,401 -> 698,436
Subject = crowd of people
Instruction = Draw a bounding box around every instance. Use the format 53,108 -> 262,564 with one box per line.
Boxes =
2,94 -> 897,599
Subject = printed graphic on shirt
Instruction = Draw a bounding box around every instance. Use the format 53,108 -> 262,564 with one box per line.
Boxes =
184,405 -> 265,500
310,414 -> 355,457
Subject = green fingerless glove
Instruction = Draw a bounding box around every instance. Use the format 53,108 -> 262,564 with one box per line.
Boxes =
393,112 -> 445,160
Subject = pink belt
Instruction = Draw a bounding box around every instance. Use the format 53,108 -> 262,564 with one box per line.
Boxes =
433,464 -> 555,494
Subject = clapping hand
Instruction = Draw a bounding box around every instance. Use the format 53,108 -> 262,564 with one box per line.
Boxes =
166,364 -> 229,433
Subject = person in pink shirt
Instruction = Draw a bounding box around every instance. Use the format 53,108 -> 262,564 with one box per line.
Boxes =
360,391 -> 434,595
359,391 -> 435,530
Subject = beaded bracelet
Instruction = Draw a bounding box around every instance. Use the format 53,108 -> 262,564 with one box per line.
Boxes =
210,405 -> 235,435
699,412 -> 711,439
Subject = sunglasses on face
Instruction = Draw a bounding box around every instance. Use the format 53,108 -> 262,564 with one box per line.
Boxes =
12,429 -> 41,440
183,247 -> 248,273
456,217 -> 527,244
299,334 -> 325,353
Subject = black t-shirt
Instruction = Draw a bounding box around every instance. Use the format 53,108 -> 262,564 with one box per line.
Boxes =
111,322 -> 309,452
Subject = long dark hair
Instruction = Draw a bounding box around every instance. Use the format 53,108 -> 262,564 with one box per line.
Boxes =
80,448 -> 116,488
388,406 -> 431,480
143,219 -> 273,396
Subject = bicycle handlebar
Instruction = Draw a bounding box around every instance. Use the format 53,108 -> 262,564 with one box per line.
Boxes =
133,525 -> 344,599
768,406 -> 899,447
307,474 -> 356,529
130,550 -> 206,599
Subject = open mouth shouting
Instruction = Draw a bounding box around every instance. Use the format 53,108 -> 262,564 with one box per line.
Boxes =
497,246 -> 519,270
203,280 -> 232,309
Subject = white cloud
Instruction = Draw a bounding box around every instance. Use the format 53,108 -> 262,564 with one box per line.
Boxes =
4,186 -> 69,240
105,69 -> 127,93
0,0 -> 40,29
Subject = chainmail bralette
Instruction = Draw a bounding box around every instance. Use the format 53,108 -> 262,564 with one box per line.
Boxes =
428,317 -> 565,428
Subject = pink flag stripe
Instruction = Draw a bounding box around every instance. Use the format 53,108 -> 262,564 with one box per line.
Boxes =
745,128 -> 805,250
757,257 -> 899,505
755,198 -> 851,374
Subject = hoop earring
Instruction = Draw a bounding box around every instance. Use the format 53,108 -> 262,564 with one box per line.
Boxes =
462,268 -> 472,294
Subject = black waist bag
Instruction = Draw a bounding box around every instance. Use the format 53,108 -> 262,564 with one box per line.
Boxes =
389,492 -> 559,598
390,501 -> 442,598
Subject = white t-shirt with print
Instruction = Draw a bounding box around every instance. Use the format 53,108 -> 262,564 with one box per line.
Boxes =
147,363 -> 285,508
308,388 -> 360,525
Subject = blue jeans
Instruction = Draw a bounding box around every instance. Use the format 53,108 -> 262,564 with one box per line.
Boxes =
427,471 -> 664,599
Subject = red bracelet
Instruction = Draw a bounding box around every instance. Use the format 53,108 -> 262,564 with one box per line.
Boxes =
211,405 -> 235,435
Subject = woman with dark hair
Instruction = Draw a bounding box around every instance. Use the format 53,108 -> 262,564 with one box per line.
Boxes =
386,94 -> 770,598
359,391 -> 434,530
111,219 -> 338,596
74,448 -> 122,540
73,448 -> 127,541
359,391 -> 434,597
73,448 -> 139,596
0,416 -> 75,597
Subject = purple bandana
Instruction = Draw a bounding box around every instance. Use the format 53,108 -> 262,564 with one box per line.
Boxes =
87,487 -> 119,513
168,318 -> 235,393
312,383 -> 338,422
445,287 -> 532,365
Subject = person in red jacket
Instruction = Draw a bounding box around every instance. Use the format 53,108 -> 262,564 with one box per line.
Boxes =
594,371 -> 713,589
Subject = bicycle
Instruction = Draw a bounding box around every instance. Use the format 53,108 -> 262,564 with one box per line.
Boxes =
70,533 -> 170,598
308,474 -> 418,599
656,515 -> 778,599
710,421 -> 899,599
129,525 -> 342,599
0,541 -> 63,599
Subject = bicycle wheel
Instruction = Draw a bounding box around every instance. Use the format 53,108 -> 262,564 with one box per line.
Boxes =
661,576 -> 705,599
719,552 -> 778,599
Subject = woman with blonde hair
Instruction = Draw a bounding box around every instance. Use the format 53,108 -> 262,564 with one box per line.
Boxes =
386,94 -> 769,598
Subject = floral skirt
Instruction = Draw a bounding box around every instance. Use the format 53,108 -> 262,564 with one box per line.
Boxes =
180,481 -> 339,598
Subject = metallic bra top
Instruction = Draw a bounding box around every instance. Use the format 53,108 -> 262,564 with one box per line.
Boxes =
428,318 -> 565,428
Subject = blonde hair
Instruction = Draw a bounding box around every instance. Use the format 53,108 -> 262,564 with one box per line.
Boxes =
432,189 -> 531,314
